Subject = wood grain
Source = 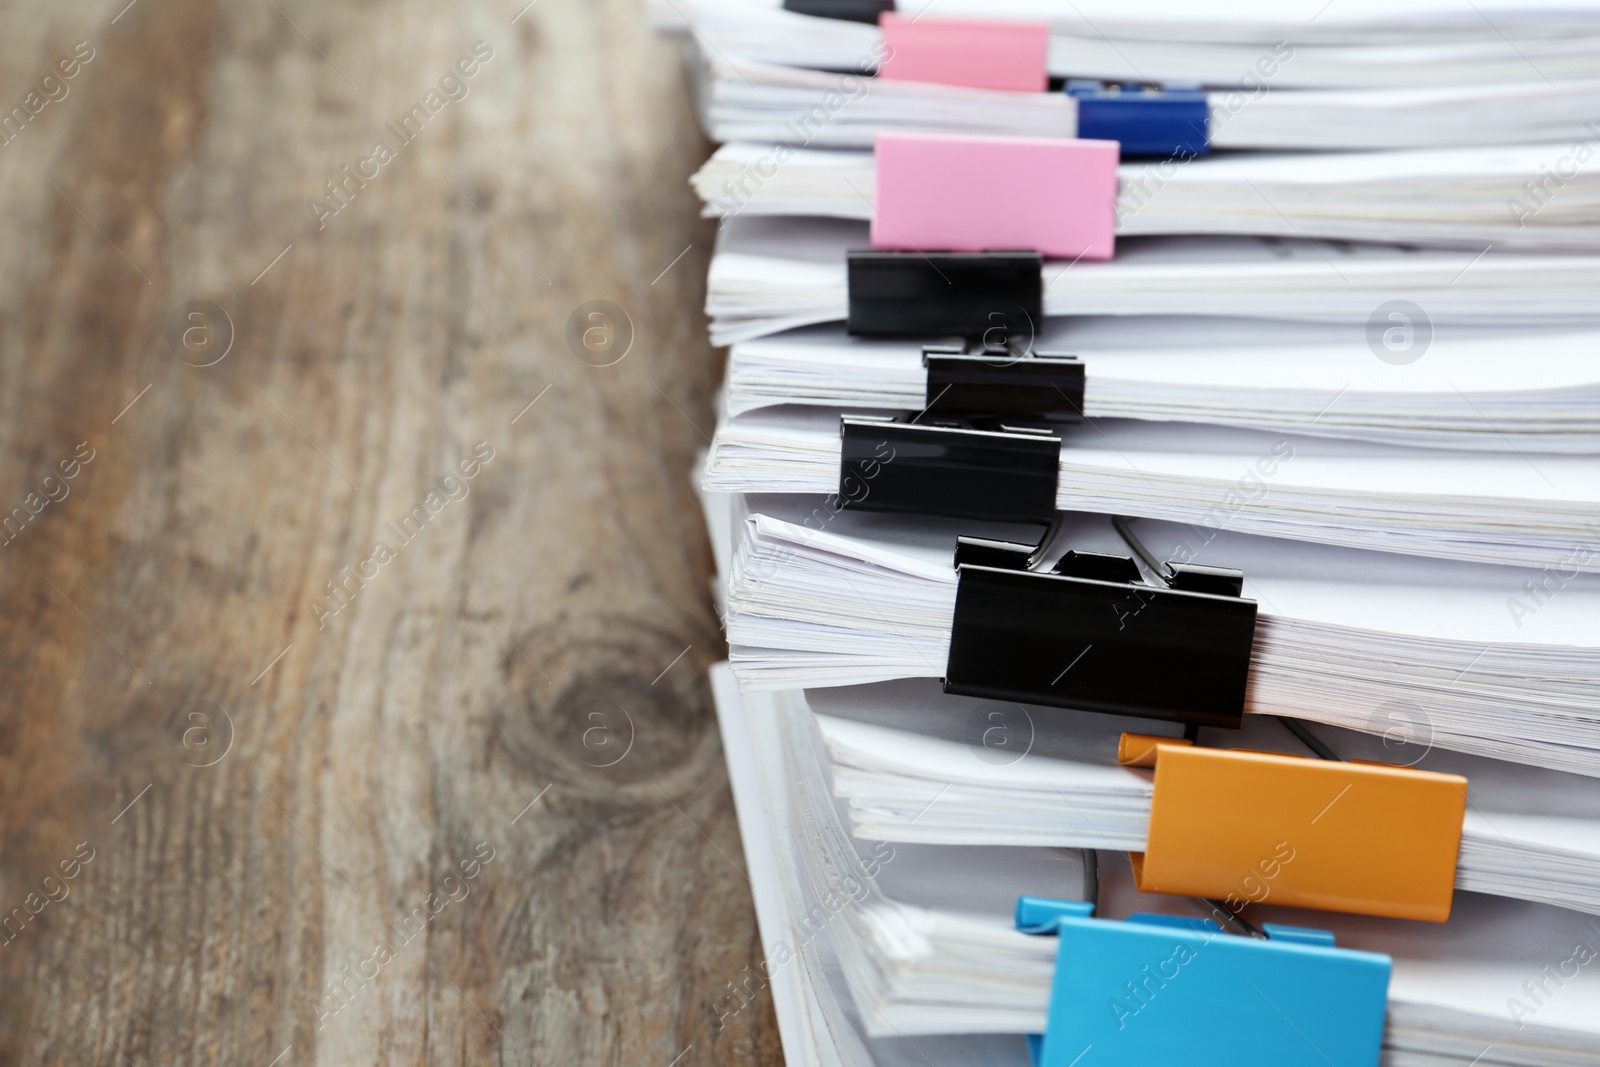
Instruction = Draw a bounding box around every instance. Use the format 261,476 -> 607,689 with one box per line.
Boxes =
0,1 -> 778,1064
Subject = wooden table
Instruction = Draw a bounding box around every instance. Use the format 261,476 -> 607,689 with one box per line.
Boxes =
0,2 -> 780,1063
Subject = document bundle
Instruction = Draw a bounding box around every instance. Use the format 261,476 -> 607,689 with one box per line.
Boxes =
694,140 -> 1600,252
715,492 -> 1600,775
713,666 -> 1600,1067
718,318 -> 1600,451
706,410 -> 1600,570
656,1 -> 1600,89
805,680 -> 1600,917
656,4 -> 1600,1065
705,218 -> 1600,346
691,54 -> 1600,152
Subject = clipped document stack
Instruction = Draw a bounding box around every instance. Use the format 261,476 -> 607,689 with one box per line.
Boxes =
701,218 -> 1600,345
656,3 -> 1600,1066
693,141 -> 1600,249
711,667 -> 1600,1067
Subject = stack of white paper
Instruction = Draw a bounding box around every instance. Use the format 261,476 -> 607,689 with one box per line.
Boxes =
714,664 -> 1600,1065
706,218 -> 1600,345
670,7 -> 1600,1063
801,678 -> 1600,915
694,142 -> 1600,251
704,405 -> 1600,571
721,320 -> 1600,452
656,0 -> 1600,88
715,658 -> 1026,1067
693,53 -> 1600,151
718,492 -> 1600,777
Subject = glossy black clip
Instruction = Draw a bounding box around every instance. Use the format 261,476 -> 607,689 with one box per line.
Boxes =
839,416 -> 1059,524
944,537 -> 1256,727
783,0 -> 895,23
923,345 -> 1084,421
847,251 -> 1042,339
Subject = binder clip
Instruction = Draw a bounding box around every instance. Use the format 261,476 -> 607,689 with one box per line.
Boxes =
872,132 -> 1119,260
846,248 -> 1042,339
781,0 -> 895,23
877,13 -> 1049,93
1066,81 -> 1210,159
840,416 -> 1062,523
1015,895 -> 1390,1067
922,344 -> 1084,420
942,534 -> 1257,726
1118,733 -> 1467,921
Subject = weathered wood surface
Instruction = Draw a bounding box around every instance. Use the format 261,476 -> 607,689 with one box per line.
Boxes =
0,1 -> 779,1064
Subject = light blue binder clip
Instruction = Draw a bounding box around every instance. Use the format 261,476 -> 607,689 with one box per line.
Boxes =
1015,896 -> 1390,1067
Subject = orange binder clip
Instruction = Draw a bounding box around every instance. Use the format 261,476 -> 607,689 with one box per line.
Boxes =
1118,733 -> 1467,922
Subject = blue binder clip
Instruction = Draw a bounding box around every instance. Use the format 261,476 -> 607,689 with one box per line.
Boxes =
1065,81 -> 1209,159
1015,896 -> 1390,1067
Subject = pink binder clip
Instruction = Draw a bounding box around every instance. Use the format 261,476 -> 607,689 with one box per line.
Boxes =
877,13 -> 1049,94
871,132 -> 1120,261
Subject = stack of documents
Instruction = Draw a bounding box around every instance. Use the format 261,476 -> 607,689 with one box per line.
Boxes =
659,6 -> 1600,1065
694,142 -> 1600,251
657,1 -> 1600,88
719,319 -> 1600,451
706,218 -> 1600,345
705,407 -> 1600,570
803,679 -> 1600,914
714,664 -> 1600,1066
714,492 -> 1600,777
692,54 -> 1600,150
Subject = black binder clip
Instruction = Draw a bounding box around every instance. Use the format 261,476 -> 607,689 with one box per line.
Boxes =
847,250 -> 1042,341
840,415 -> 1061,524
782,0 -> 895,22
942,523 -> 1258,727
922,344 -> 1084,421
